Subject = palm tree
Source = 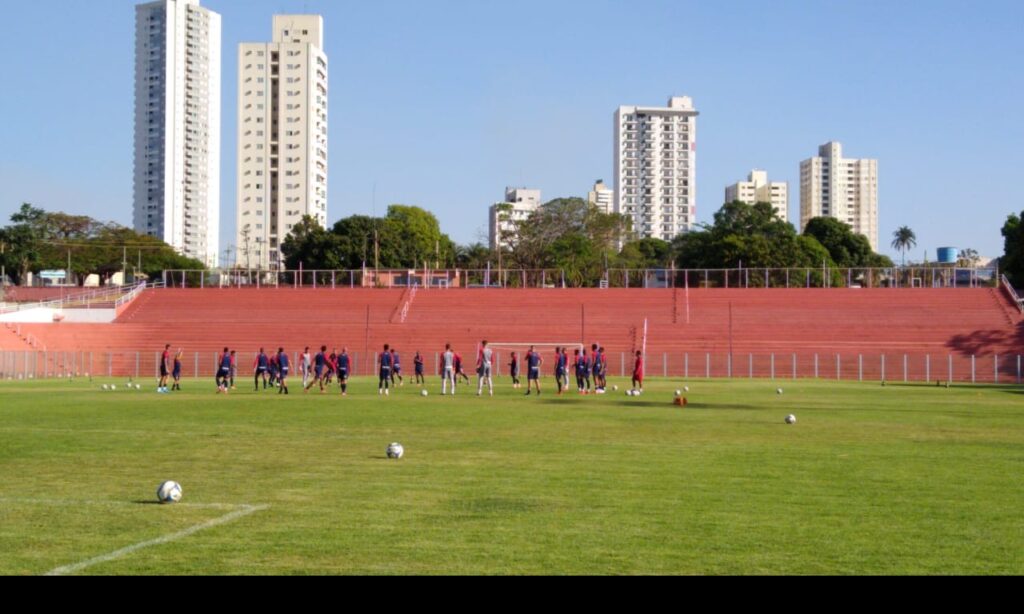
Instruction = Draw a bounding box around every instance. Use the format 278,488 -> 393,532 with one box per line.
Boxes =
891,226 -> 917,266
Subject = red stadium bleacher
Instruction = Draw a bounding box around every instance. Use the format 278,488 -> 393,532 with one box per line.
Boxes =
2,287 -> 1022,382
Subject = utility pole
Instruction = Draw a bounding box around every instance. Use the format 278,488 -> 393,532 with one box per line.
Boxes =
122,246 -> 128,286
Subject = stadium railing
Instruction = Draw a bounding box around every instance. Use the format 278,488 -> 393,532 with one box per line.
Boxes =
1001,275 -> 1024,313
0,282 -> 147,314
2,349 -> 1020,386
159,267 -> 1000,290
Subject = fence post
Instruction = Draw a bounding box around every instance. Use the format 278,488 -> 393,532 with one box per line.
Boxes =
949,355 -> 953,384
792,353 -> 797,380
727,354 -> 732,378
1018,355 -> 1021,385
749,354 -> 753,379
926,355 -> 930,383
621,352 -> 625,378
859,354 -> 863,382
194,352 -> 199,379
814,353 -> 818,378
108,353 -> 112,377
972,355 -> 976,384
684,353 -> 689,379
995,355 -> 999,384
836,354 -> 841,380
706,353 -> 710,379
135,352 -> 140,379
771,353 -> 775,380
903,355 -> 908,383
663,353 -> 667,378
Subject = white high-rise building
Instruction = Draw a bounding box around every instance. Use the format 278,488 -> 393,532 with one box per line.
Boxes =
588,180 -> 614,215
800,142 -> 879,251
236,15 -> 328,270
133,0 -> 221,267
725,170 -> 789,222
614,96 -> 698,241
489,187 -> 542,250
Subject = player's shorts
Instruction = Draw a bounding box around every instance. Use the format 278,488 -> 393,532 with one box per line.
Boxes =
479,365 -> 492,377
415,365 -> 424,375
218,367 -> 230,377
555,368 -> 565,378
315,367 -> 324,378
338,368 -> 349,379
280,367 -> 289,376
528,367 -> 540,380
160,366 -> 169,377
393,365 -> 402,374
172,368 -> 181,378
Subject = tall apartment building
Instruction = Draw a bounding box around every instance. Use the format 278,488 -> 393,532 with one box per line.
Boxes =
489,187 -> 542,250
800,142 -> 878,251
725,170 -> 789,222
614,96 -> 698,241
587,180 -> 614,214
236,15 -> 328,270
133,0 -> 221,267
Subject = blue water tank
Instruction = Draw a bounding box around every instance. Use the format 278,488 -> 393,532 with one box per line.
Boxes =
937,247 -> 958,264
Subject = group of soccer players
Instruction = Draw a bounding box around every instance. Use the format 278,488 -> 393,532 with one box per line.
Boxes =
158,342 -> 646,396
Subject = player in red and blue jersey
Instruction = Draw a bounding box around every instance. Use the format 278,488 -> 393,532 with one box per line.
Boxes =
632,350 -> 644,392
509,351 -> 520,389
390,349 -> 404,387
254,348 -> 270,391
525,345 -> 542,396
158,344 -> 171,393
306,345 -> 329,393
414,351 -> 425,386
216,347 -> 232,394
379,344 -> 393,396
277,348 -> 290,394
554,348 -> 567,395
337,348 -> 351,395
172,349 -> 183,391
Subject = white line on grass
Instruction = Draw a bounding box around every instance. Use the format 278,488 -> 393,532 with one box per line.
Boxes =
43,504 -> 269,576
0,497 -> 246,511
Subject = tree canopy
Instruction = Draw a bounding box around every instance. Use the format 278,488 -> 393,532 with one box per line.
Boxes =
1002,212 -> 1024,287
803,216 -> 893,268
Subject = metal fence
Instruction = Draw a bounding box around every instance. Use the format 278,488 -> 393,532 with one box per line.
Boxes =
2,350 -> 1020,386
159,267 -> 1000,290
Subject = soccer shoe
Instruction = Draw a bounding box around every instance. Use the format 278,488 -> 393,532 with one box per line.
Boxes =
385,389 -> 390,396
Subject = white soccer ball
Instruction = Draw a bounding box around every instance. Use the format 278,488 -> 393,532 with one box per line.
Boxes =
612,385 -> 619,392
786,415 -> 797,425
421,389 -> 429,397
684,386 -> 690,392
777,388 -> 784,395
136,384 -> 142,390
675,389 -> 682,397
110,384 -> 117,391
387,443 -> 405,459
102,384 -> 109,391
157,481 -> 183,504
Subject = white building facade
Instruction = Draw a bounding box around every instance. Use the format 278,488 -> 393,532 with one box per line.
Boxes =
489,188 -> 542,250
725,170 -> 788,222
614,96 -> 698,241
800,142 -> 879,251
587,180 -> 614,215
133,0 -> 221,267
236,15 -> 328,270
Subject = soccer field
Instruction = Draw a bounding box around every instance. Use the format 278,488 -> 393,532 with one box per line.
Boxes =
0,376 -> 1021,575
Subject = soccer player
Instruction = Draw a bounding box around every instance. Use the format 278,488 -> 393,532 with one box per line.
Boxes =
216,347 -> 232,393
525,345 -> 542,396
301,347 -> 312,389
441,343 -> 456,395
414,351 -> 425,386
591,344 -> 603,393
555,347 -> 567,395
597,346 -> 609,393
477,340 -> 494,396
509,351 -> 520,389
560,347 -> 570,391
268,351 -> 280,388
229,350 -> 238,390
306,345 -> 328,393
326,349 -> 337,385
158,344 -> 171,393
277,348 -> 291,395
391,348 -> 404,387
454,351 -> 470,385
337,347 -> 351,395
632,350 -> 644,392
172,348 -> 183,392
574,348 -> 585,393
378,344 -> 393,395
254,348 -> 270,391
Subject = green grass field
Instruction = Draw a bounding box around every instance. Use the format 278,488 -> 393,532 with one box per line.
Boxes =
0,375 -> 1021,575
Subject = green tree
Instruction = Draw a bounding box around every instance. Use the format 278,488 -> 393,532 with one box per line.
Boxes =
1002,212 -> 1024,287
891,226 -> 917,266
803,216 -> 893,268
1,204 -> 47,285
616,238 -> 672,269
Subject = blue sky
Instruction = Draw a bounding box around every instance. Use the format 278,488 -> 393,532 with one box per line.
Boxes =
0,0 -> 1021,262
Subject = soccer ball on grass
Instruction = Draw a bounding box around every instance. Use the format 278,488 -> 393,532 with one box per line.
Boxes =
157,481 -> 183,504
386,443 -> 405,459
785,415 -> 797,425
